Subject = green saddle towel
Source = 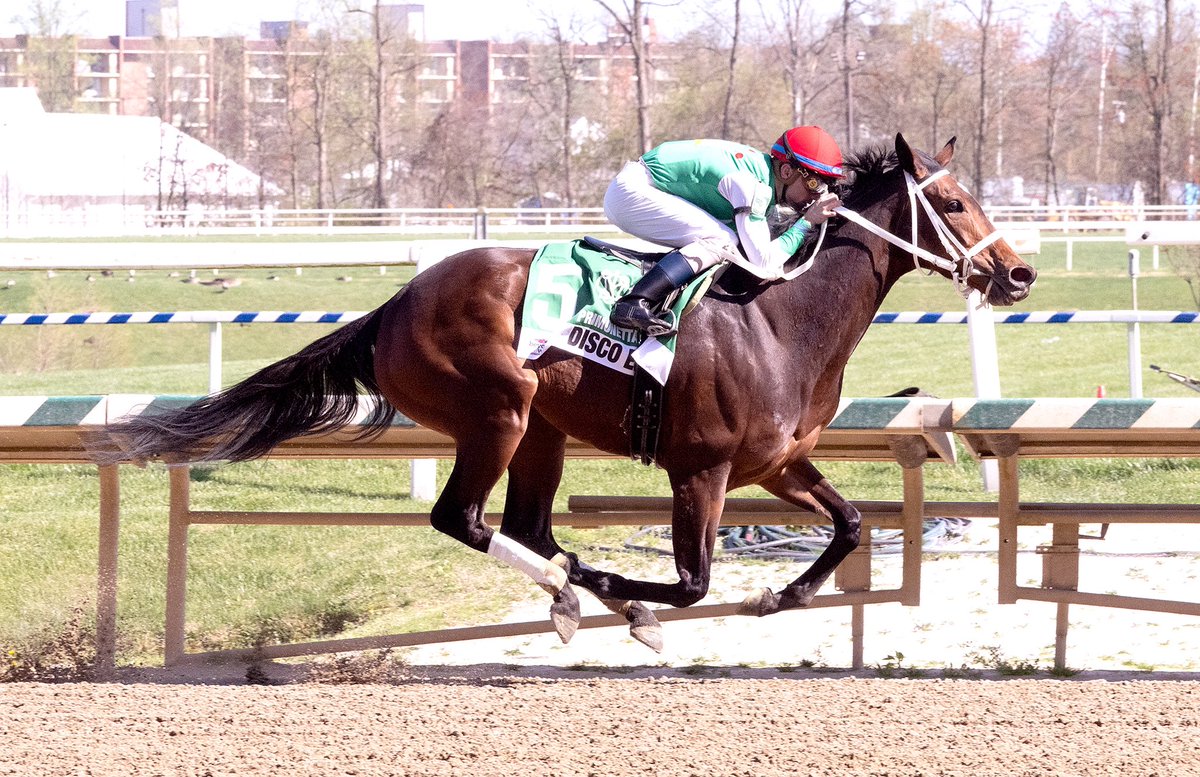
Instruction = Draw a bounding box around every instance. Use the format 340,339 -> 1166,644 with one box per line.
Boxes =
516,239 -> 716,385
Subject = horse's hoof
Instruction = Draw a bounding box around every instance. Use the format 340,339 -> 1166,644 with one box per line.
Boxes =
737,587 -> 780,617
626,602 -> 663,652
550,585 -> 581,644
630,623 -> 664,652
551,610 -> 579,644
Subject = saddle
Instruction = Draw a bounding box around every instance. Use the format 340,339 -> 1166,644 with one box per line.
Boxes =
581,235 -> 668,275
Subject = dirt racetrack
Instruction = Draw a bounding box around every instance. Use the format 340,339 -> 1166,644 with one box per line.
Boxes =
4,668 -> 1200,776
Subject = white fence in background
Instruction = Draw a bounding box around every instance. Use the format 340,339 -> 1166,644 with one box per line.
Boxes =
1,206 -> 622,239
2,203 -> 1196,240
0,228 -> 1175,275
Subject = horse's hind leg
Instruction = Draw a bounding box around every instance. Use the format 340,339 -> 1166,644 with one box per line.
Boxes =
493,409 -> 580,642
428,422 -> 584,643
565,463 -> 731,609
500,410 -> 663,651
738,458 -> 862,616
498,410 -> 566,560
373,257 -> 582,642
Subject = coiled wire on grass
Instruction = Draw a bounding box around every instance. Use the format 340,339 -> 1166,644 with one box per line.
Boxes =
623,518 -> 972,561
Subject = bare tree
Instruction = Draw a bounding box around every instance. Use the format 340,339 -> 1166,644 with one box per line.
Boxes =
1090,8 -> 1118,180
550,24 -> 580,205
12,0 -> 83,112
525,14 -> 590,207
365,1 -> 393,209
1039,4 -> 1089,204
1119,0 -> 1177,205
1190,34 -> 1200,184
281,37 -> 312,210
309,41 -> 335,209
414,101 -> 527,207
755,0 -> 832,128
721,0 -> 742,139
908,10 -> 970,150
9,0 -> 81,35
595,0 -> 654,153
956,0 -> 999,192
841,0 -> 855,146
336,1 -> 422,208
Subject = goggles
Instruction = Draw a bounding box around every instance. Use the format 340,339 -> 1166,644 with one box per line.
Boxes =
797,166 -> 831,194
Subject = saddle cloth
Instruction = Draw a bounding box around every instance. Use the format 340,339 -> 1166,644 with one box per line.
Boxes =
515,239 -> 715,385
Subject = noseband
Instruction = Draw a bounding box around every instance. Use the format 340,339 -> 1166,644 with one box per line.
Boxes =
833,169 -> 1002,299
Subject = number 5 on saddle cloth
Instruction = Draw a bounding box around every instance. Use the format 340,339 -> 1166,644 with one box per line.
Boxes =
515,236 -> 720,465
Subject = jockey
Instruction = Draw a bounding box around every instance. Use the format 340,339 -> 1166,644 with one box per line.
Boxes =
605,126 -> 844,336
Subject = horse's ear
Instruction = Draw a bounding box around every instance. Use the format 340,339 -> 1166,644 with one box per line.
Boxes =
895,133 -> 928,178
934,136 -> 957,167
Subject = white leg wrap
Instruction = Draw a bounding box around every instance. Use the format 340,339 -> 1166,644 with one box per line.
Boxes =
601,598 -> 634,616
486,534 -> 568,594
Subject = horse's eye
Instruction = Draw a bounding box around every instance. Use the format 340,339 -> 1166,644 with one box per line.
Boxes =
945,200 -> 964,213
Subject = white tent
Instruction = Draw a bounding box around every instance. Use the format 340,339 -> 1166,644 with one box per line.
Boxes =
0,88 -> 276,234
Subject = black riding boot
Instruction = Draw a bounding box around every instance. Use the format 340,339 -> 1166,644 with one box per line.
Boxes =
610,250 -> 695,337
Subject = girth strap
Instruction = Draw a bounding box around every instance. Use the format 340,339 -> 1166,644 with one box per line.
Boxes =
629,365 -> 664,466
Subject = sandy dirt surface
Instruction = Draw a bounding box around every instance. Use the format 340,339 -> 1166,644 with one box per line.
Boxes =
3,673 -> 1200,776
5,521 -> 1200,775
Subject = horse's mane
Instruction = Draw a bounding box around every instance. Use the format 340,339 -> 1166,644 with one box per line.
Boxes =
838,144 -> 899,210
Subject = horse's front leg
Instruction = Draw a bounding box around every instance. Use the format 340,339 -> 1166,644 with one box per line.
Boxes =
739,457 -> 862,616
500,410 -> 661,649
568,463 -> 731,610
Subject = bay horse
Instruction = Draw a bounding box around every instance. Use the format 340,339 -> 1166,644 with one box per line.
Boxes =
100,134 -> 1035,651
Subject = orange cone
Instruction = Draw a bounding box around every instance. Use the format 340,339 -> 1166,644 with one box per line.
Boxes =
1096,385 -> 1107,398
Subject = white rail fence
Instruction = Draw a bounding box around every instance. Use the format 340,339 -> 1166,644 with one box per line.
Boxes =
3,203 -> 1197,238
2,207 -> 623,239
2,219 -> 1195,276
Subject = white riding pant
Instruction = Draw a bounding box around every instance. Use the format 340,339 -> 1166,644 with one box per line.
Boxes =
604,160 -> 740,273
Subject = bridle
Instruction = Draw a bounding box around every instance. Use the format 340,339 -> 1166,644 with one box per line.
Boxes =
831,168 -> 1003,299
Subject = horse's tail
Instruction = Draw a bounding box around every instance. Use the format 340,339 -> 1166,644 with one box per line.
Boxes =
97,306 -> 393,464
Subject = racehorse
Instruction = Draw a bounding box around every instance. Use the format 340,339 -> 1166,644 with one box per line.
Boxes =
100,134 -> 1035,651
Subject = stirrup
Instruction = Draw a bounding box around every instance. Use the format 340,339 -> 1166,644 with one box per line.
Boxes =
642,310 -> 677,338
613,302 -> 677,337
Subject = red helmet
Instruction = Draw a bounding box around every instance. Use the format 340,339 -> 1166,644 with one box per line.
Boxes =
770,126 -> 844,178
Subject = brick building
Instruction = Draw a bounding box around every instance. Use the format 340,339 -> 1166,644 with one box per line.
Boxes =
0,8 -> 671,142
0,2 -> 676,207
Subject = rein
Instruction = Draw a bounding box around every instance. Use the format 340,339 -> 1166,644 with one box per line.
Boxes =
831,169 -> 1002,299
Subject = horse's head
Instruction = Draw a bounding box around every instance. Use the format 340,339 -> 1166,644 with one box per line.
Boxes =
894,133 -> 1036,306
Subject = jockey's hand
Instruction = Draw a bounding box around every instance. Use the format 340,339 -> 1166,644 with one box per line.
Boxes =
803,192 -> 841,225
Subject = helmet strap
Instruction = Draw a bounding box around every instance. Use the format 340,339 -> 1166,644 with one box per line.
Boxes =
773,159 -> 802,202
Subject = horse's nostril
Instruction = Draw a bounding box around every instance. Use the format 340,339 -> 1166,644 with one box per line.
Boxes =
1009,266 -> 1036,286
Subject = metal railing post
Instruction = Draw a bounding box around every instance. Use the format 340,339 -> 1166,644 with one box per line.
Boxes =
208,322 -> 222,394
966,289 -> 1002,491
474,207 -> 488,240
1128,250 -> 1143,398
